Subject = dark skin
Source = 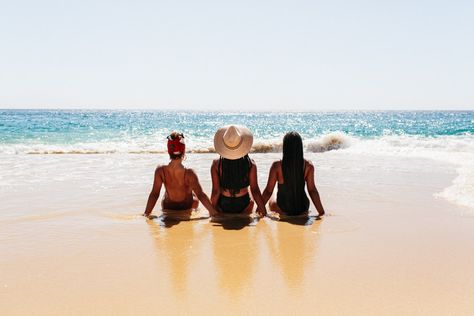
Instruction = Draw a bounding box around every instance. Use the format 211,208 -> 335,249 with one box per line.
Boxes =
143,156 -> 217,218
262,159 -> 325,216
211,158 -> 267,217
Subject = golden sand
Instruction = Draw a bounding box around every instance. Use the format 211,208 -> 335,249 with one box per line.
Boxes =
2,153 -> 474,315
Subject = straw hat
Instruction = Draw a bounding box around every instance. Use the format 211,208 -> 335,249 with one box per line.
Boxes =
214,125 -> 253,160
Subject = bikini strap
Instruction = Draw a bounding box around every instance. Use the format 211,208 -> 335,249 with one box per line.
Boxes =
161,167 -> 170,197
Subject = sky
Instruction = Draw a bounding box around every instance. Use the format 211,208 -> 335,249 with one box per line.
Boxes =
0,0 -> 473,111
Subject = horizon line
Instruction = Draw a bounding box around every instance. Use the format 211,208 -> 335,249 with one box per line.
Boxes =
1,107 -> 473,112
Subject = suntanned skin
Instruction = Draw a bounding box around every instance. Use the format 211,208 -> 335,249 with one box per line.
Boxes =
262,159 -> 325,216
143,156 -> 217,218
211,158 -> 267,217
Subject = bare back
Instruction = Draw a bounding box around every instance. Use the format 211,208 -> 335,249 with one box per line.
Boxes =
160,164 -> 193,202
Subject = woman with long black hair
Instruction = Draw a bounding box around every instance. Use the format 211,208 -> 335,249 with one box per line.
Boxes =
262,132 -> 325,216
211,125 -> 267,216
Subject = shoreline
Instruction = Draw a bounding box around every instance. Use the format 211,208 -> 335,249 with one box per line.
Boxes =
0,152 -> 470,218
2,153 -> 474,315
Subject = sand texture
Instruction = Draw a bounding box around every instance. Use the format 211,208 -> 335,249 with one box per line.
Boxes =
1,153 -> 474,315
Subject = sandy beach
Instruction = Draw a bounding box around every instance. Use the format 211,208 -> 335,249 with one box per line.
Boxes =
2,0 -> 473,311
1,151 -> 474,315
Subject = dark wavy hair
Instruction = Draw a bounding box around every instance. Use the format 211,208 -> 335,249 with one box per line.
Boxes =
282,132 -> 306,214
219,155 -> 251,196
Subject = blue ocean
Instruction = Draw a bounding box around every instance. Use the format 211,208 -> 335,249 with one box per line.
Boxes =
0,110 -> 472,154
0,109 -> 473,212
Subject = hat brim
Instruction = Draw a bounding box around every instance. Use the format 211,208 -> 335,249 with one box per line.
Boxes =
214,125 -> 253,160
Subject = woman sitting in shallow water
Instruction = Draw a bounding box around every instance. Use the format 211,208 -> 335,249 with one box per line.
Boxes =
211,125 -> 267,216
262,132 -> 325,216
143,132 -> 217,218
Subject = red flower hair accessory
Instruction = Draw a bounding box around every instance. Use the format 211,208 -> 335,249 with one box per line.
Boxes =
167,133 -> 185,155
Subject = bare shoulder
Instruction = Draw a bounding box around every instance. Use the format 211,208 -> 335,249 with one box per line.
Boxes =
305,159 -> 315,172
186,168 -> 203,189
186,168 -> 199,180
151,165 -> 164,183
249,158 -> 257,166
269,160 -> 280,174
249,158 -> 258,171
271,160 -> 281,169
155,165 -> 165,175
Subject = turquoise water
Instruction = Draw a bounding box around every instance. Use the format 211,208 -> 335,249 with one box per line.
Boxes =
0,110 -> 472,149
0,109 -> 473,209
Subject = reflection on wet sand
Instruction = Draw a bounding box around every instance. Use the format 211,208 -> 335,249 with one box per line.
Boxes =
146,218 -> 207,296
144,212 -> 321,301
210,220 -> 258,298
210,214 -> 259,230
263,216 -> 322,290
158,208 -> 210,228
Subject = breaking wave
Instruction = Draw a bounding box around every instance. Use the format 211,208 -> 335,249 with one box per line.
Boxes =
306,132 -> 351,152
1,132 -> 472,210
0,132 -> 353,155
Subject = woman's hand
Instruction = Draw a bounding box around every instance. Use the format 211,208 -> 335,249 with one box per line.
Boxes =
256,206 -> 267,217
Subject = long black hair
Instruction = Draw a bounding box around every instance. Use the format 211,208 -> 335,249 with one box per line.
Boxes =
282,132 -> 306,213
219,155 -> 252,196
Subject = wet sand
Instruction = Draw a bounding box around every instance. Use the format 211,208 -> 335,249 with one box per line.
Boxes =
1,153 -> 474,315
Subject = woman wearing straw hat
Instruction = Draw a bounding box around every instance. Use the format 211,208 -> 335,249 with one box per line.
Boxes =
262,132 -> 325,217
211,125 -> 267,216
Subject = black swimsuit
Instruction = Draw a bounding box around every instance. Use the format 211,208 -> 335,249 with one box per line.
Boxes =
276,183 -> 309,215
217,159 -> 251,214
218,194 -> 251,214
276,161 -> 309,215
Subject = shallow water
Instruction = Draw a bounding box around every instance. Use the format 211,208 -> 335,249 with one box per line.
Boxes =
2,110 -> 474,314
2,152 -> 474,315
2,110 -> 474,209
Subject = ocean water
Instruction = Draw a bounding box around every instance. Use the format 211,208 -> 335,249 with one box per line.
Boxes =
0,110 -> 473,209
0,110 -> 472,153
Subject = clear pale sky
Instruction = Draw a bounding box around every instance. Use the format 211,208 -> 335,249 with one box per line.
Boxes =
1,0 -> 473,111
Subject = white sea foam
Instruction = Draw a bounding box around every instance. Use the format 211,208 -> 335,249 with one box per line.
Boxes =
344,135 -> 474,210
306,132 -> 351,152
0,132 -> 353,155
1,133 -> 472,209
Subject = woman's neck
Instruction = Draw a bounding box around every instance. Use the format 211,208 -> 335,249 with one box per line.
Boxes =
168,159 -> 183,168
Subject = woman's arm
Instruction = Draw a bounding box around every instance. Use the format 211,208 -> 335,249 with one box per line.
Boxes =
210,160 -> 221,208
305,161 -> 325,216
188,169 -> 218,216
262,161 -> 278,204
143,167 -> 163,217
249,160 -> 267,216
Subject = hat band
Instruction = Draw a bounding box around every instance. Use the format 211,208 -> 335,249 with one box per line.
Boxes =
223,137 -> 243,150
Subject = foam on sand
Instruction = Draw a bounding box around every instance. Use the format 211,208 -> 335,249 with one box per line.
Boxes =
346,134 -> 474,210
1,131 -> 472,209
